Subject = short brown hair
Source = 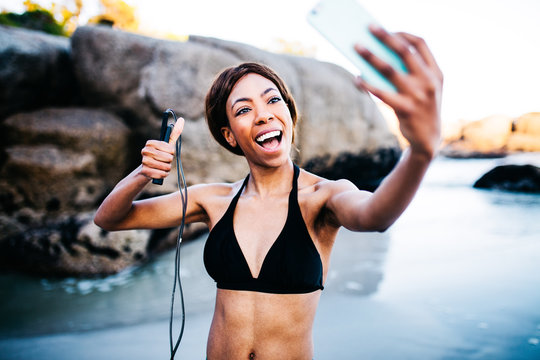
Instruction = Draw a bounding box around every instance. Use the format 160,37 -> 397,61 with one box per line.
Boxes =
205,63 -> 298,156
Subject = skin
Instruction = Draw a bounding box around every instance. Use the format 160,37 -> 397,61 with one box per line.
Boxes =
94,27 -> 442,360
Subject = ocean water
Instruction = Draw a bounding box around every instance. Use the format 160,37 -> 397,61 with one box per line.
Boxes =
0,156 -> 539,360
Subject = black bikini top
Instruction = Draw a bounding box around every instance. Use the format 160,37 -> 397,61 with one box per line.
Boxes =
203,164 -> 324,294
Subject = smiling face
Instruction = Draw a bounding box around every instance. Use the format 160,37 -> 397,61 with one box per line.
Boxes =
205,63 -> 298,158
222,73 -> 294,167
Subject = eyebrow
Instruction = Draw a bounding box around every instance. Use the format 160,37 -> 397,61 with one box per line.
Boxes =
230,87 -> 278,110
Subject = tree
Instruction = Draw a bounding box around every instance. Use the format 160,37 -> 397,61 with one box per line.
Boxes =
0,0 -> 139,36
88,0 -> 139,32
0,0 -> 69,36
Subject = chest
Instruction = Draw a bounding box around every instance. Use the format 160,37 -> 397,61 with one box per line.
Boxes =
233,195 -> 289,277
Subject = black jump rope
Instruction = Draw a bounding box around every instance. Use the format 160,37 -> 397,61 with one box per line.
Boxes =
152,109 -> 187,360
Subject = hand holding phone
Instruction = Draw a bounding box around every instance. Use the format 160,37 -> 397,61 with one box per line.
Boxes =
307,0 -> 407,93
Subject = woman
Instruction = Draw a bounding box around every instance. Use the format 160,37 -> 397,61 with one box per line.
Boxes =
94,26 -> 442,360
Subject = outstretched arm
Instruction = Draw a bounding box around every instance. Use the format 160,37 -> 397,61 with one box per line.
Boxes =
94,118 -> 208,231
327,27 -> 443,232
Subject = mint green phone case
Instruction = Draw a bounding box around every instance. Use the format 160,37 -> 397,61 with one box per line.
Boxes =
307,0 -> 408,93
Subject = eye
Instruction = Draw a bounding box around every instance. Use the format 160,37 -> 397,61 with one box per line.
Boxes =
268,96 -> 282,104
235,107 -> 250,117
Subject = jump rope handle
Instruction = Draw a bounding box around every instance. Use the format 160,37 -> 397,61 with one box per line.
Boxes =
152,109 -> 177,185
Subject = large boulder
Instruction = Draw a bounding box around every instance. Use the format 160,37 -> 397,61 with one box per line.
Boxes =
0,107 -> 139,276
0,25 -> 79,119
441,112 -> 540,158
0,212 -> 151,276
461,115 -> 513,151
1,145 -> 99,211
473,164 -> 540,193
507,112 -> 540,152
1,108 -> 131,212
441,115 -> 513,158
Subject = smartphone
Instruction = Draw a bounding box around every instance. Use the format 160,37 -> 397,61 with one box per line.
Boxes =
307,0 -> 407,93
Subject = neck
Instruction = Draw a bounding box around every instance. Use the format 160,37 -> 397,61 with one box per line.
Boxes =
244,160 -> 295,198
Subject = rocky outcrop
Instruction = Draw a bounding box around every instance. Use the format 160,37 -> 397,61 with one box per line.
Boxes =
441,113 -> 540,158
1,108 -> 130,212
0,107 -> 143,275
473,164 -> 540,193
0,212 -> 150,276
0,25 -> 79,119
507,112 -> 540,152
0,25 -> 400,276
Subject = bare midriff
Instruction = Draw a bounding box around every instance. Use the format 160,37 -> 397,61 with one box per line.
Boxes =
206,289 -> 322,360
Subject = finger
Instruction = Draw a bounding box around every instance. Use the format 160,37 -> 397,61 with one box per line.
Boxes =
146,139 -> 174,150
354,76 -> 414,115
396,32 -> 443,79
354,44 -> 411,92
169,117 -> 185,145
142,143 -> 174,162
141,156 -> 172,173
367,25 -> 424,76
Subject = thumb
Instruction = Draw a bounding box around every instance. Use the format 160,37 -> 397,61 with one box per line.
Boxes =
168,117 -> 185,145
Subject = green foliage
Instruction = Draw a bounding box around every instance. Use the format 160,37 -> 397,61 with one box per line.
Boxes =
0,9 -> 66,36
0,0 -> 140,36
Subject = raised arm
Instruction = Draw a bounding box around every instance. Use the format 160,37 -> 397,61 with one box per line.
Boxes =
94,117 -> 207,231
327,27 -> 443,232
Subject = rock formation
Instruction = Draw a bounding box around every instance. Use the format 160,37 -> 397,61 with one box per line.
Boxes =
0,25 -> 400,276
474,164 -> 540,193
0,25 -> 79,119
2,108 -> 130,212
441,113 -> 540,158
507,112 -> 540,152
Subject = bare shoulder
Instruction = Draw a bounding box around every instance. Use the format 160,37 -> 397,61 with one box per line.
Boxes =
297,168 -> 358,199
188,179 -> 245,208
188,180 -> 245,227
298,170 -> 370,224
295,168 -> 361,242
189,181 -> 242,198
297,168 -> 371,229
296,168 -> 355,222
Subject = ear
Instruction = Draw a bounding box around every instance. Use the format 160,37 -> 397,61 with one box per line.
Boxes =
221,127 -> 237,148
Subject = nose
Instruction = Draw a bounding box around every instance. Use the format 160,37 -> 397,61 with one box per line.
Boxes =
255,108 -> 273,125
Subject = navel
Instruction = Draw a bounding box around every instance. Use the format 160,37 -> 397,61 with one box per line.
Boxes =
248,351 -> 255,360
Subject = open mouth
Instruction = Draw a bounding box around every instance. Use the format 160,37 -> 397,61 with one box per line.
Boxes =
255,130 -> 283,150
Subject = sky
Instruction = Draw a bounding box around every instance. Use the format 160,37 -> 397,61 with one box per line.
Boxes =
2,0 -> 539,124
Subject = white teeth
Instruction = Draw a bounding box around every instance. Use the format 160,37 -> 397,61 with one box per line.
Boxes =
256,130 -> 281,143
